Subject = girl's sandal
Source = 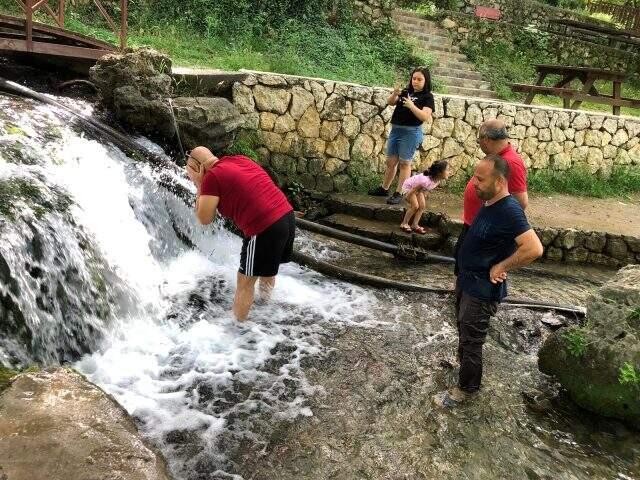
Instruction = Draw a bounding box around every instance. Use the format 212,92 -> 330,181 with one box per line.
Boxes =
412,226 -> 427,235
400,225 -> 413,233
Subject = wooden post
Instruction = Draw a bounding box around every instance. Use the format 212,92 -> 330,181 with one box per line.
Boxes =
120,0 -> 127,50
613,80 -> 622,116
59,0 -> 65,27
25,0 -> 33,52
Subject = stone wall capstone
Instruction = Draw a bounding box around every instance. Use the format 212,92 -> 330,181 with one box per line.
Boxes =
232,70 -> 640,193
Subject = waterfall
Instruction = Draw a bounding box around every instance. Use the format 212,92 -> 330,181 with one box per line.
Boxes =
0,93 -> 375,478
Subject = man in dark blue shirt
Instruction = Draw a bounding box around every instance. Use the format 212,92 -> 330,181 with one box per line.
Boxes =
437,154 -> 543,408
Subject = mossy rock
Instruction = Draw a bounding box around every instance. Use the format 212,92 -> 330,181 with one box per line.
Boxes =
538,265 -> 640,428
0,366 -> 17,393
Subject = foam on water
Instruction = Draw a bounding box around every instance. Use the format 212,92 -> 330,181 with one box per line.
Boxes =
1,95 -> 378,477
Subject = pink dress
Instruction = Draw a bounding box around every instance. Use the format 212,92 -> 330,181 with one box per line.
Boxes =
401,174 -> 439,195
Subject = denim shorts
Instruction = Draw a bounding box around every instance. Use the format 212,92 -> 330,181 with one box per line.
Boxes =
385,124 -> 423,162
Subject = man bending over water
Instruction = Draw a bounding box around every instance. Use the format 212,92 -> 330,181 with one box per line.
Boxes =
185,146 -> 295,321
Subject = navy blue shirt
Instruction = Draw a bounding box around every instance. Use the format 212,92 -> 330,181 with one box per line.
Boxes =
456,195 -> 531,302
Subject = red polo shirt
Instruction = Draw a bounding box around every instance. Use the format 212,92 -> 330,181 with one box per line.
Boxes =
463,144 -> 527,225
200,155 -> 292,237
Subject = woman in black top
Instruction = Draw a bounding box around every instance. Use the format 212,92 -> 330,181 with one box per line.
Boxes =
369,66 -> 436,205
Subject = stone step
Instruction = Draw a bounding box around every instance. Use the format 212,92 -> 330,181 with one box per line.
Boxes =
400,30 -> 453,47
429,43 -> 461,54
431,66 -> 483,81
392,11 -> 439,29
433,74 -> 492,90
443,85 -> 499,99
320,213 -> 445,251
396,22 -> 450,37
432,58 -> 478,71
420,47 -> 468,61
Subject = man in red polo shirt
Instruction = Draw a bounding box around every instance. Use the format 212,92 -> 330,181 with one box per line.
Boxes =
463,119 -> 528,224
185,146 -> 295,321
455,119 -> 528,274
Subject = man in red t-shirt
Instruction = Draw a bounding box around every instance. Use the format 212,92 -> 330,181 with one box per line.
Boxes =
185,146 -> 294,321
463,119 -> 528,225
454,119 -> 528,274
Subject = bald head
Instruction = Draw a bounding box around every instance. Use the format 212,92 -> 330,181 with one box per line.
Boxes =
478,119 -> 509,154
189,146 -> 219,170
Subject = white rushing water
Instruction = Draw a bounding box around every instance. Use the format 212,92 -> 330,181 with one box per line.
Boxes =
0,95 -> 377,478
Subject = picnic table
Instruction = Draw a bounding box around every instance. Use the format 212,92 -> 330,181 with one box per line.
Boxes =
510,64 -> 640,115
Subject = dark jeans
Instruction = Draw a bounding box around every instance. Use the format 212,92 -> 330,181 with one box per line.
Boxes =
453,223 -> 470,276
456,285 -> 498,393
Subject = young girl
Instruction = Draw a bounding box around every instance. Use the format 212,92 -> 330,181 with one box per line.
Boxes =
369,66 -> 435,205
400,160 -> 450,234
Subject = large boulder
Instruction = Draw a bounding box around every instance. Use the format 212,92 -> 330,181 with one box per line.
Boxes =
172,96 -> 243,151
538,265 -> 640,427
90,48 -> 242,149
0,368 -> 172,480
90,48 -> 175,138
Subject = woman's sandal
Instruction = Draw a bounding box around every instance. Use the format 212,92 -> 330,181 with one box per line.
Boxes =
400,225 -> 413,233
412,226 -> 427,235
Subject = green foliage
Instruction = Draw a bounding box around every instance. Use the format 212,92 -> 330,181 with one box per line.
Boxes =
618,362 -> 640,390
224,131 -> 260,162
627,307 -> 640,322
527,166 -> 640,199
562,328 -> 588,358
55,0 -> 431,88
0,366 -> 17,393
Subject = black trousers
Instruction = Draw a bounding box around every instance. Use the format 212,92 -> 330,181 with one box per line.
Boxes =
455,286 -> 498,393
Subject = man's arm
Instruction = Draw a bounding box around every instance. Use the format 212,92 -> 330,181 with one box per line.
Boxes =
512,191 -> 529,210
489,229 -> 543,284
195,194 -> 219,225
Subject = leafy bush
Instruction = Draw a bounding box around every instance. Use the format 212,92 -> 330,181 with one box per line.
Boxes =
619,362 -> 640,390
562,328 -> 588,358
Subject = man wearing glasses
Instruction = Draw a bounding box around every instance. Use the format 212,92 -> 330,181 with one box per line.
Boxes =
185,146 -> 295,321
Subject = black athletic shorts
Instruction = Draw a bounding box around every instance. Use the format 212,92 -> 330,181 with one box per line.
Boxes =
239,211 -> 295,277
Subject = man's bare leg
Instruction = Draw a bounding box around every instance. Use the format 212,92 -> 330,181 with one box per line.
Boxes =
233,272 -> 258,321
258,276 -> 276,302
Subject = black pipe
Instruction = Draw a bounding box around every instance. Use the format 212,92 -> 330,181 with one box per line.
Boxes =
292,251 -> 586,317
295,216 -> 456,264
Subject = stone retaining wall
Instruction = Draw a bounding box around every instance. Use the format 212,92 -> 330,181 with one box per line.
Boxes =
232,71 -> 640,193
354,0 -> 394,22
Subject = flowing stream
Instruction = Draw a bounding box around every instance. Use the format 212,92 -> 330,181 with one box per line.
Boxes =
0,93 -> 637,480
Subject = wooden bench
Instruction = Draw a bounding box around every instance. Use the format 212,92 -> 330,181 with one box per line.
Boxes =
474,5 -> 501,20
510,64 -> 639,115
511,83 -> 640,111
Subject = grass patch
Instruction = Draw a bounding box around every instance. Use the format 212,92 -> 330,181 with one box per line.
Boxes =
443,165 -> 640,199
5,1 -> 432,89
527,166 -> 640,198
0,366 -> 17,393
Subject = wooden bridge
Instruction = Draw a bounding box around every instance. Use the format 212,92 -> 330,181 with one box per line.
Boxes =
0,0 -> 127,60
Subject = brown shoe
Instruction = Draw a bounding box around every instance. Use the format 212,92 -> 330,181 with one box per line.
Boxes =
433,387 -> 476,409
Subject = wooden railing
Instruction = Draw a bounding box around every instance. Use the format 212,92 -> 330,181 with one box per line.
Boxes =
587,0 -> 640,32
13,0 -> 127,50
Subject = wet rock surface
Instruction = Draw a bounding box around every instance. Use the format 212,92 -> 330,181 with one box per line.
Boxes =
0,368 -> 172,480
228,293 -> 639,480
539,265 -> 640,428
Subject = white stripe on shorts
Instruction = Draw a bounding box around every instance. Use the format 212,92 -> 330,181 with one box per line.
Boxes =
246,235 -> 256,276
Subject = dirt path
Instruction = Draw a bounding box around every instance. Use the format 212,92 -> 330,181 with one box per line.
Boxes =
424,191 -> 640,237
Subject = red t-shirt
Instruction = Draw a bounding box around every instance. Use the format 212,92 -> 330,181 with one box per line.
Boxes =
463,144 -> 527,225
200,155 -> 292,237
